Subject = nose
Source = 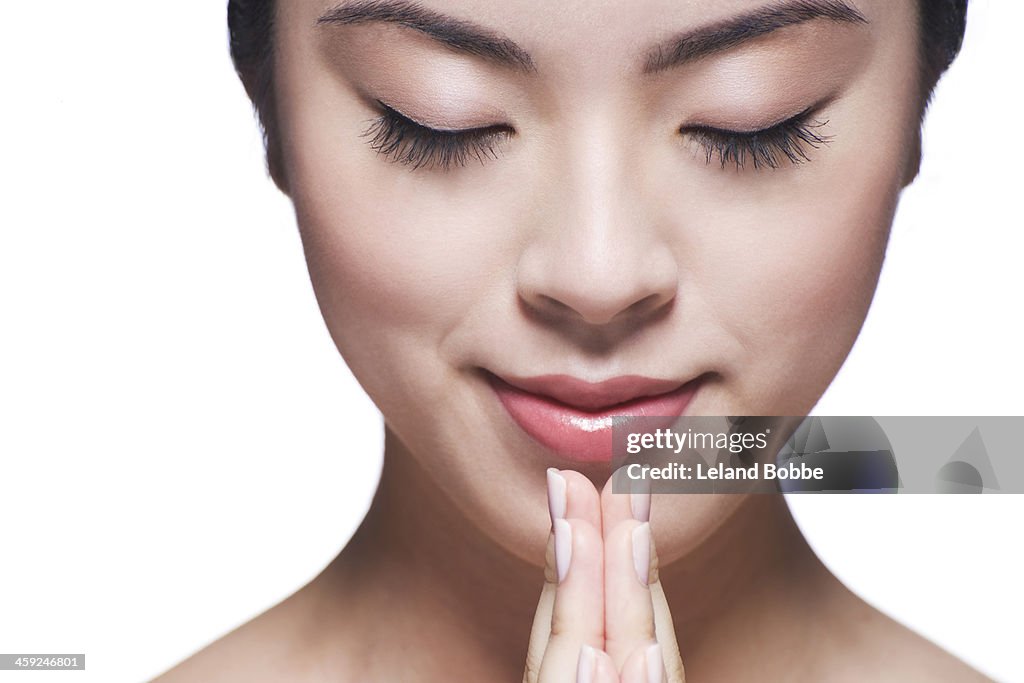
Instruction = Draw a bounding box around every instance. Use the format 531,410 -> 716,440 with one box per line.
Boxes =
516,140 -> 679,329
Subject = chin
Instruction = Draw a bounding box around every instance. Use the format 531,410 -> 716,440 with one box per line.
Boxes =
649,494 -> 750,566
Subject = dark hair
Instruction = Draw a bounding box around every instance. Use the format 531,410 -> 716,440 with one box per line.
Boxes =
228,0 -> 968,190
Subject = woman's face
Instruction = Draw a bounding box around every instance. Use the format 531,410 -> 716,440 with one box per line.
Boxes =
274,0 -> 921,563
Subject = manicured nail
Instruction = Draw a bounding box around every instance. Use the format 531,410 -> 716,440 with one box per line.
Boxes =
632,523 -> 651,586
576,644 -> 596,683
547,468 -> 567,522
630,484 -> 651,522
554,518 -> 572,583
646,643 -> 663,683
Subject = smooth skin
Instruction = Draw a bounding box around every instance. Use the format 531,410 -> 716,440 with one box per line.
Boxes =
526,469 -> 681,683
153,457 -> 988,682
154,0 -> 990,680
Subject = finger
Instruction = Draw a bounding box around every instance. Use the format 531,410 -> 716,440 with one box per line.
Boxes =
601,466 -> 651,530
526,469 -> 604,682
600,469 -> 654,667
650,582 -> 686,683
559,468 -> 603,530
546,469 -> 603,581
603,518 -> 656,667
576,645 -> 620,683
524,580 -> 556,683
641,519 -> 684,683
537,517 -> 605,682
620,642 -> 668,683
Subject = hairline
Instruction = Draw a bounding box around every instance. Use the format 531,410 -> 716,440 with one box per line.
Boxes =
228,0 -> 967,189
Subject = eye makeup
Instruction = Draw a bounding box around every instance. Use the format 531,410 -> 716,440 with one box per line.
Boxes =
324,7 -> 865,175
363,97 -> 832,172
363,99 -> 515,170
681,106 -> 832,170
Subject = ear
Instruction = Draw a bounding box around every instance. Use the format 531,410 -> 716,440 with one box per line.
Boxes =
902,126 -> 923,188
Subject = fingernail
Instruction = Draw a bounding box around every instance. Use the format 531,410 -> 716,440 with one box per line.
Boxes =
630,485 -> 651,522
576,644 -> 596,683
547,468 -> 567,522
632,523 -> 651,586
645,643 -> 663,683
554,518 -> 572,583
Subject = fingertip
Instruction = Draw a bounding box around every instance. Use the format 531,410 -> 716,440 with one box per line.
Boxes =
548,468 -> 567,522
560,469 -> 602,527
619,641 -> 662,683
576,644 -> 596,683
593,648 -> 619,683
630,479 -> 651,523
605,518 -> 649,582
632,522 -> 651,586
645,643 -> 664,683
600,474 -> 624,529
576,646 -> 618,683
553,518 -> 572,583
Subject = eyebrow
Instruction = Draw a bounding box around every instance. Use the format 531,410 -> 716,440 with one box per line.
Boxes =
317,0 -> 536,72
317,0 -> 867,77
643,0 -> 868,74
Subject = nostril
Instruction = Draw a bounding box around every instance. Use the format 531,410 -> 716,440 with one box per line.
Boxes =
515,232 -> 680,329
623,292 -> 675,321
521,289 -> 674,328
517,293 -> 571,326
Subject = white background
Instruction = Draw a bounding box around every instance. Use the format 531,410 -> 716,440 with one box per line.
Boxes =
0,1 -> 1021,681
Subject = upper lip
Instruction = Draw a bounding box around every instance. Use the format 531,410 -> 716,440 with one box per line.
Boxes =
488,372 -> 690,412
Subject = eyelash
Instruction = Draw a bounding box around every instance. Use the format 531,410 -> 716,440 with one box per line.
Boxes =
364,101 -> 831,172
682,109 -> 832,170
363,101 -> 514,170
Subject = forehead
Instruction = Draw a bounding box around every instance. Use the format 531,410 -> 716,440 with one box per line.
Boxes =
279,0 -> 911,68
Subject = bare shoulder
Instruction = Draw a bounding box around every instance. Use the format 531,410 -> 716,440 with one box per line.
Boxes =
150,578 -> 340,683
816,590 -> 993,682
856,618 -> 992,682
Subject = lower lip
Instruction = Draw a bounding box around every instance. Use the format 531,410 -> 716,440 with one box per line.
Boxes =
489,375 -> 700,463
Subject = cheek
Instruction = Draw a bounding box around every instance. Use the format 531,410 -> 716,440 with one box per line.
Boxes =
750,188 -> 893,408
287,138 -> 523,389
686,139 -> 906,413
274,36 -> 521,395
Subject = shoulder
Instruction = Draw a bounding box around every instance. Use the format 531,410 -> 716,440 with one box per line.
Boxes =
149,577 -> 351,683
813,591 -> 992,682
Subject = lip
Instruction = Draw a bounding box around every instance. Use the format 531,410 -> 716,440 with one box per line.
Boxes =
487,372 -> 701,462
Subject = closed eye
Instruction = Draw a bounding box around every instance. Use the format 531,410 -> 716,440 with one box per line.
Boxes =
363,100 -> 514,170
681,107 -> 832,170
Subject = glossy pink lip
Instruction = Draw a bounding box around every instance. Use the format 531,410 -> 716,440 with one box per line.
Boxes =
488,372 -> 701,462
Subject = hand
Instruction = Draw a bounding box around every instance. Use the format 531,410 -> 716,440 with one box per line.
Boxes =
523,469 -> 686,683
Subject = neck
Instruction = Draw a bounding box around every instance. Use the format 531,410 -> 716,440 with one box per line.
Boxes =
658,494 -> 839,680
316,430 -> 837,681
320,429 -> 540,681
